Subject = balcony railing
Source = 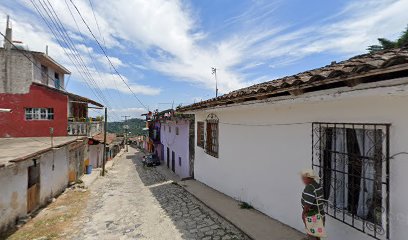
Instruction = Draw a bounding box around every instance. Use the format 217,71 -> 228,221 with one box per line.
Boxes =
68,121 -> 104,137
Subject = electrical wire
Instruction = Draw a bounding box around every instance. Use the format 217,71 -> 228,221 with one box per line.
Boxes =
64,0 -> 126,110
31,0 -> 123,121
68,0 -> 148,109
34,0 -> 114,109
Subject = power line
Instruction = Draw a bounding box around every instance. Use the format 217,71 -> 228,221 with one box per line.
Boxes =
68,0 -> 147,109
29,0 -> 106,106
35,0 -> 115,110
31,0 -> 123,121
88,0 -> 106,48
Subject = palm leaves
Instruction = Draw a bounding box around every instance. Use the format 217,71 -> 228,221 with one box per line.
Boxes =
368,25 -> 408,53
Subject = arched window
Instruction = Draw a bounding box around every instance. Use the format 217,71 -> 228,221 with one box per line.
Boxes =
206,114 -> 219,158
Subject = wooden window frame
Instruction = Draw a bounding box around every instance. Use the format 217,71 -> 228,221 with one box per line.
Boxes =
205,114 -> 219,158
197,121 -> 205,148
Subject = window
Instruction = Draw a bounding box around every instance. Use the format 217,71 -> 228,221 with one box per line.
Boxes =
176,127 -> 179,135
197,122 -> 204,148
54,72 -> 60,89
25,108 -> 54,120
312,123 -> 390,240
41,65 -> 48,84
206,114 -> 219,158
179,157 -> 181,166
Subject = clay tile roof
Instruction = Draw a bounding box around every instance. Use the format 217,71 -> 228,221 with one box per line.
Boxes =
92,133 -> 116,144
178,47 -> 408,112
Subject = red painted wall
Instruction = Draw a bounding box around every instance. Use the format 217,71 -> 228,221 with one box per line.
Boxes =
0,84 -> 68,137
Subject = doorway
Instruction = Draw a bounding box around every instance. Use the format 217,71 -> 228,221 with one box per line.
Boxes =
167,147 -> 170,168
171,151 -> 175,172
27,162 -> 40,213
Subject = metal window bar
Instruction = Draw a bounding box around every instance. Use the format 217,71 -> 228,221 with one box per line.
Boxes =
312,122 -> 390,240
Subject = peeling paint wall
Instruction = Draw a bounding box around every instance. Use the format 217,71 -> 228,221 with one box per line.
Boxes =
89,143 -> 103,168
0,161 -> 30,233
39,146 -> 69,206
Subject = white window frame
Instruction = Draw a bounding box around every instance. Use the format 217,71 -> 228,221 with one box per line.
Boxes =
25,108 -> 54,120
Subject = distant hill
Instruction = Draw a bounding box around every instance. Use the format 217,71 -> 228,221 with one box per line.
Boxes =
107,118 -> 146,137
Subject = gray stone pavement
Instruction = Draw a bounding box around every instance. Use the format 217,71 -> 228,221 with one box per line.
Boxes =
69,149 -> 250,240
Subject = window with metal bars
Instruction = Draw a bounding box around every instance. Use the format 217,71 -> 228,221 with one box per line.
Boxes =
312,123 -> 390,240
205,114 -> 219,158
197,121 -> 204,148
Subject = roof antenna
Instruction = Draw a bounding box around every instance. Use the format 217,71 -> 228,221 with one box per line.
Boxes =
212,67 -> 218,97
46,45 -> 49,55
4,15 -> 12,50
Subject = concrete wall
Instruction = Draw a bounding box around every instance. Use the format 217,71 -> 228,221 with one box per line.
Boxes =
39,146 -> 69,205
89,143 -> 103,168
0,161 -> 30,233
0,84 -> 69,137
0,49 -> 33,94
161,120 -> 190,178
32,59 -> 65,90
193,83 -> 408,240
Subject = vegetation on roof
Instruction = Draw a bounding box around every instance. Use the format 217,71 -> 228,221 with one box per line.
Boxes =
368,25 -> 408,53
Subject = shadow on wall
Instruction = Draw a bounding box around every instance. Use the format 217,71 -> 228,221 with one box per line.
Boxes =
128,151 -> 250,240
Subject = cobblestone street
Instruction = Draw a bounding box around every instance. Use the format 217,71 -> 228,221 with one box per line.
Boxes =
68,149 -> 250,240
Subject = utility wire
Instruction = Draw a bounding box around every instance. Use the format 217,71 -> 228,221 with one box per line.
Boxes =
69,0 -> 147,109
35,0 -> 114,110
31,0 -> 123,121
88,0 -> 106,48
64,0 -> 126,119
29,0 -> 105,106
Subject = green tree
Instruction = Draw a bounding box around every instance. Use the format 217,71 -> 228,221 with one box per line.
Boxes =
368,25 -> 408,53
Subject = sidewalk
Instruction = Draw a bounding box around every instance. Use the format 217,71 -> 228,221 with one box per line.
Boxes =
156,165 -> 306,240
81,148 -> 126,188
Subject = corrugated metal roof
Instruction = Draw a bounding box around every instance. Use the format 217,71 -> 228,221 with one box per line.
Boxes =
178,47 -> 408,112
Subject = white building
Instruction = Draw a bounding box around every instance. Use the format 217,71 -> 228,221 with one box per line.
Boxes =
179,48 -> 408,240
160,114 -> 194,179
0,136 -> 87,234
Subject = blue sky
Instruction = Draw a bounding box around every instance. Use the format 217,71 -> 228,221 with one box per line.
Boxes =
1,0 -> 408,121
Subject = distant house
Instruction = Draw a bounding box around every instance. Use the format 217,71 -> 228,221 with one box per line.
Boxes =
160,111 -> 195,179
0,18 -> 103,138
179,48 -> 408,240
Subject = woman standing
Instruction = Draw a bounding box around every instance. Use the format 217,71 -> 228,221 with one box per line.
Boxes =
300,169 -> 326,240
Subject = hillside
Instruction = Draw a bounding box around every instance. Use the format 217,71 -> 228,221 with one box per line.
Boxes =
107,118 -> 146,137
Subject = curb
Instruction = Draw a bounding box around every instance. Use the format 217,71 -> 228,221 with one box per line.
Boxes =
178,182 -> 255,240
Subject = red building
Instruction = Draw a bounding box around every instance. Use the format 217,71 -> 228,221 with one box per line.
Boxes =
0,18 -> 103,138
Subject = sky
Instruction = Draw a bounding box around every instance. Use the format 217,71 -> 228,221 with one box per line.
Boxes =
1,0 -> 408,121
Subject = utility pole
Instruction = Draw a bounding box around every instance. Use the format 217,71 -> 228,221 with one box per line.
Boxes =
102,107 -> 107,176
122,115 -> 130,152
212,67 -> 218,97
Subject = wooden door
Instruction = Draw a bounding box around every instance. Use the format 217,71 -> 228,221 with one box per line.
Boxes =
27,164 -> 40,213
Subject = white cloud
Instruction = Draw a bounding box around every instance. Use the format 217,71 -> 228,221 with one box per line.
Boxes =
0,2 -> 159,100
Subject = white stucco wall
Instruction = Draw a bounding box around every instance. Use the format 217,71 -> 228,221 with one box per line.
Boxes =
89,144 -> 103,168
0,162 -> 30,233
193,83 -> 408,240
161,120 -> 190,178
39,146 -> 69,205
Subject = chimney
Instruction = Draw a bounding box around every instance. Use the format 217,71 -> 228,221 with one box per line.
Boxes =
4,15 -> 12,50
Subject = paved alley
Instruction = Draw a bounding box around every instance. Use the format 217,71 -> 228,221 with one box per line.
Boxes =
68,148 -> 250,240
